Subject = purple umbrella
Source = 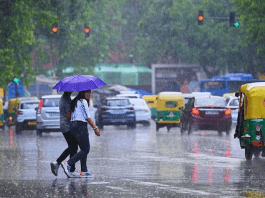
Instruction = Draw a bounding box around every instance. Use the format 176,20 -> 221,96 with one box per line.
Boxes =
53,75 -> 106,92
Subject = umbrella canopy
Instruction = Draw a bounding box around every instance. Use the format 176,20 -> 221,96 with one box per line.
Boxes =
53,75 -> 106,92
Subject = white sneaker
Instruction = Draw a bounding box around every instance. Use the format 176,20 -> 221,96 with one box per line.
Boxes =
69,171 -> 79,178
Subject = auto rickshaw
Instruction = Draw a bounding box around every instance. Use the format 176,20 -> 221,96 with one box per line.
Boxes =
222,92 -> 236,98
234,82 -> 265,160
0,98 -> 4,129
155,92 -> 185,132
142,95 -> 157,119
7,97 -> 38,127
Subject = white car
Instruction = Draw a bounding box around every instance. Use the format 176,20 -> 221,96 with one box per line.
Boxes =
16,99 -> 40,133
129,98 -> 151,126
225,96 -> 239,124
116,93 -> 140,98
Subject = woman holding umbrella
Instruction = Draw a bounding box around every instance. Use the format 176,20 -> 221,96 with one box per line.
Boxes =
61,90 -> 100,177
53,75 -> 105,177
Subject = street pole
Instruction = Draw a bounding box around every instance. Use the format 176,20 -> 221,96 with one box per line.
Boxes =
15,82 -> 18,97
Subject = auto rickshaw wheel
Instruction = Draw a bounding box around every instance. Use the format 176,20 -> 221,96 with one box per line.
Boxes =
167,126 -> 170,132
245,144 -> 253,160
254,150 -> 261,158
156,123 -> 159,132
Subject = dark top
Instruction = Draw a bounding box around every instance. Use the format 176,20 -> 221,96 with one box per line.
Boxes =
59,95 -> 71,133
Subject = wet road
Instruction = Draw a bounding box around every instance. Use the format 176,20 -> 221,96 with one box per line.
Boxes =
0,121 -> 265,197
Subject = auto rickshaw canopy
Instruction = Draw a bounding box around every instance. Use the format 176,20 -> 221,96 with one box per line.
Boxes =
240,82 -> 265,119
142,95 -> 157,108
8,97 -> 38,113
156,92 -> 184,111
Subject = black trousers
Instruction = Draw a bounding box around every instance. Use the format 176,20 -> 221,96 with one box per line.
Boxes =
57,131 -> 78,172
68,121 -> 90,172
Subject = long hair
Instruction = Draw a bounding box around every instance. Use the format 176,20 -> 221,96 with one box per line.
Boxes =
70,91 -> 90,112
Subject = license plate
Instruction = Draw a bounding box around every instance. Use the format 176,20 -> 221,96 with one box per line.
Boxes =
205,111 -> 219,115
112,110 -> 124,114
49,112 -> 59,116
28,121 -> 36,125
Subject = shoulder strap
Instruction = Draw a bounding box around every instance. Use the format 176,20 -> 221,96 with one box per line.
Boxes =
80,99 -> 88,119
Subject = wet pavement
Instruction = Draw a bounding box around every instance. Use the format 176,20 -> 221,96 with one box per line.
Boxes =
0,121 -> 265,197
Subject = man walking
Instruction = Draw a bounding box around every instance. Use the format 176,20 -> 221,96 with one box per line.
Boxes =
50,92 -> 79,177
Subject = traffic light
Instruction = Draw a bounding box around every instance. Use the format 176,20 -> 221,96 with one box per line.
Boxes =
198,10 -> 204,25
233,21 -> 240,28
13,77 -> 20,83
52,23 -> 58,33
229,12 -> 239,27
84,24 -> 90,37
229,12 -> 235,27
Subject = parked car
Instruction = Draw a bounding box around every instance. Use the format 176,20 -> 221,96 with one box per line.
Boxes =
129,98 -> 151,126
224,95 -> 239,124
180,96 -> 232,135
36,95 -> 61,136
95,97 -> 136,129
16,99 -> 40,134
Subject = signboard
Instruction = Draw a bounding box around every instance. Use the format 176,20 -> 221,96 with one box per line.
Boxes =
7,81 -> 24,99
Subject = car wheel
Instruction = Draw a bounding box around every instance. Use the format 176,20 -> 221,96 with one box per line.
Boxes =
36,129 -> 43,136
97,119 -> 104,130
98,123 -> 104,130
132,121 -> 136,129
245,143 -> 253,160
254,149 -> 260,158
156,123 -> 159,132
143,121 -> 150,127
225,128 -> 231,135
16,123 -> 22,134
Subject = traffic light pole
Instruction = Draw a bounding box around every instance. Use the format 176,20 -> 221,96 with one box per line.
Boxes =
15,82 -> 18,97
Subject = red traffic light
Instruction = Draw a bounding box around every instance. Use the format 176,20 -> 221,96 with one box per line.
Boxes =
198,15 -> 204,21
84,24 -> 90,37
52,24 -> 58,33
84,27 -> 90,34
198,10 -> 204,25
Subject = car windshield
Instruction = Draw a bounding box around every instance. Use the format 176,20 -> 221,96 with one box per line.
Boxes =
106,99 -> 129,106
21,102 -> 39,109
195,98 -> 225,107
43,98 -> 60,107
130,99 -> 146,106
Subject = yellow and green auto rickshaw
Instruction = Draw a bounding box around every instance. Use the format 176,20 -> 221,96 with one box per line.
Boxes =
7,97 -> 38,127
155,92 -> 185,132
234,82 -> 265,160
142,95 -> 157,119
0,98 -> 4,129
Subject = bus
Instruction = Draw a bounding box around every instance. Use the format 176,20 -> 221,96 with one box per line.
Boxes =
199,73 -> 263,96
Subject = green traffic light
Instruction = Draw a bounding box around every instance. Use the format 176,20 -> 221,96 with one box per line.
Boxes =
234,22 -> 240,28
13,77 -> 20,83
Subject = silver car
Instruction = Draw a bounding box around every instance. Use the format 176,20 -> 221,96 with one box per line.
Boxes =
16,100 -> 40,133
36,95 -> 61,136
225,96 -> 239,124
